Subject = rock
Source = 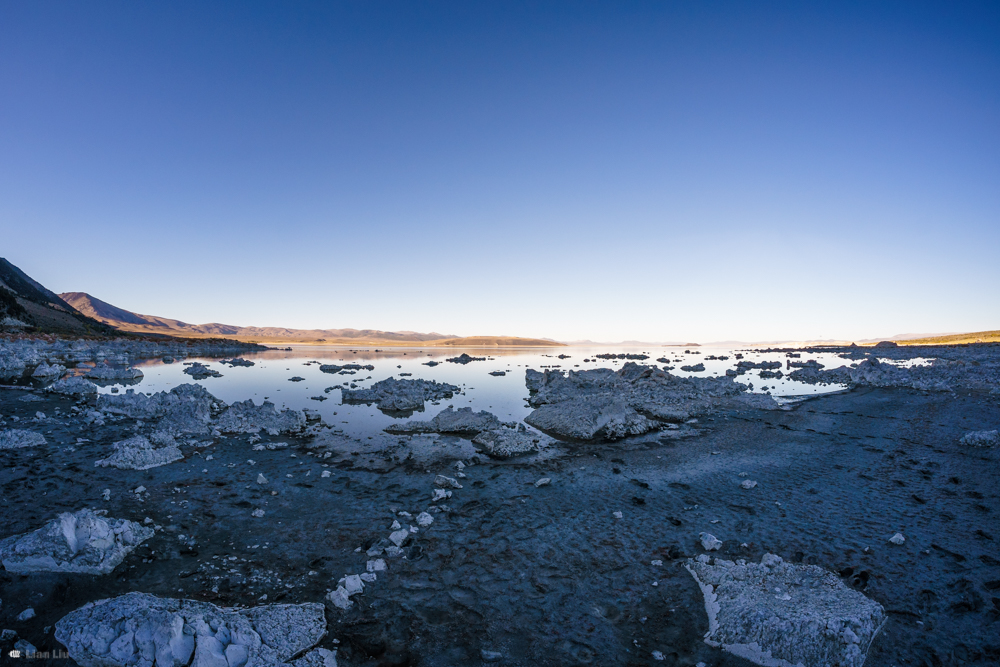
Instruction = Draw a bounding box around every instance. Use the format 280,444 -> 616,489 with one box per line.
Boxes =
685,554 -> 886,667
740,480 -> 758,490
257,473 -> 268,484
889,533 -> 905,545
217,399 -> 306,434
367,559 -> 386,572
252,509 -> 266,518
534,478 -> 551,487
446,353 -> 485,364
681,363 -> 706,372
385,406 -> 505,435
523,362 -> 774,441
0,509 -> 153,574
55,592 -> 326,667
434,475 -> 463,489
473,424 -> 542,458
416,512 -> 433,527
288,376 -> 305,382
221,358 -> 255,367
341,377 -> 460,413
46,376 -> 99,396
959,430 -> 999,447
699,532 -> 723,551
99,384 -> 219,435
319,363 -> 374,374
327,587 -> 352,610
95,435 -> 183,470
31,362 -> 66,378
85,362 -> 144,382
17,608 -> 35,621
183,362 -> 222,379
0,428 -> 46,449
481,649 -> 503,662
389,529 -> 410,547
14,639 -> 38,655
291,647 -> 339,667
489,371 -> 506,376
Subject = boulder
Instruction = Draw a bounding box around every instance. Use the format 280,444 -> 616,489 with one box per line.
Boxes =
959,429 -> 999,447
446,353 -> 485,364
31,362 -> 66,378
55,593 -> 326,667
685,554 -> 886,667
85,362 -> 144,382
0,509 -> 153,574
99,384 -> 219,435
0,428 -> 46,450
95,434 -> 183,470
183,362 -> 223,379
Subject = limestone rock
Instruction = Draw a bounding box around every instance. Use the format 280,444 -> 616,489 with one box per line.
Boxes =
217,399 -> 306,434
46,376 -> 99,396
385,406 -> 504,435
0,428 -> 46,450
341,377 -> 460,413
473,424 -> 542,459
55,593 -> 326,667
0,509 -> 153,574
95,435 -> 183,470
685,554 -> 886,667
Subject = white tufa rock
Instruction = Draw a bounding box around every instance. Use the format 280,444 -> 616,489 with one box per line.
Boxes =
699,532 -> 723,551
889,533 -> 905,545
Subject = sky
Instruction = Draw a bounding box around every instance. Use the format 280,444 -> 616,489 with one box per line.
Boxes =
1,1 -> 998,343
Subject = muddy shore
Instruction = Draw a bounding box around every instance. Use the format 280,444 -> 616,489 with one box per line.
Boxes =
1,346 -> 998,666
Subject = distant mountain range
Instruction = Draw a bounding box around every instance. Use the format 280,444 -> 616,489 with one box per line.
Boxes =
59,291 -> 563,347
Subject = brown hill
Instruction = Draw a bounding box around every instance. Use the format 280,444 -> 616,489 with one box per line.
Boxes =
0,260 -> 114,335
60,292 -> 563,346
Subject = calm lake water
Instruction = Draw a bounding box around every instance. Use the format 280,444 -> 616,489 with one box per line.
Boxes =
90,346 -> 853,440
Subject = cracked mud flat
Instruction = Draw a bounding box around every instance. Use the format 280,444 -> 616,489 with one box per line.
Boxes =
1,343 -> 999,666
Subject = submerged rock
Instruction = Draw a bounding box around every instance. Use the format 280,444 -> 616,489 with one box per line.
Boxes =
0,428 -> 46,449
95,434 -> 183,470
46,376 -> 99,396
216,399 -> 306,434
0,509 -> 153,574
55,593 -> 326,667
385,406 -> 505,435
342,377 -> 460,413
685,554 -> 885,667
473,423 -> 542,459
84,362 -> 144,382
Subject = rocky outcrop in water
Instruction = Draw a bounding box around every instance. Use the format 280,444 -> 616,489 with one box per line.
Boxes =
54,593 -> 327,667
184,362 -> 223,379
320,363 -> 374,373
446,353 -> 485,364
685,553 -> 885,667
216,400 -> 306,435
31,362 -> 66,378
342,377 -> 460,413
0,509 -> 153,574
385,406 -> 505,435
524,362 -> 775,440
95,434 -> 184,470
221,357 -> 256,367
84,362 -> 144,382
0,428 -> 46,449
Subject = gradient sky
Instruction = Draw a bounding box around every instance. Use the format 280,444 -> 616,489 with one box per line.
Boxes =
2,1 -> 998,342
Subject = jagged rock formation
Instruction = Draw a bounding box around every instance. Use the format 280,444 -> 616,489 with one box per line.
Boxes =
0,428 -> 47,449
95,434 -> 183,470
685,554 -> 885,667
385,406 -> 505,435
216,400 -> 306,435
0,510 -> 153,574
342,377 -> 460,413
55,593 -> 328,667
99,384 -> 220,435
46,377 -> 99,396
84,362 -> 144,382
472,424 -> 542,458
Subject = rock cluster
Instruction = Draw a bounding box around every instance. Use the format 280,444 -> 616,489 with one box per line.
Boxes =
0,428 -> 46,449
99,384 -> 219,435
524,362 -> 775,440
84,362 -> 144,382
45,376 -> 99,396
472,423 -> 542,458
0,509 -> 153,574
95,434 -> 184,470
446,353 -> 485,364
183,362 -> 223,379
216,400 -> 306,435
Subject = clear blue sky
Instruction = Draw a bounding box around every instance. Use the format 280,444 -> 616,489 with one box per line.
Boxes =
2,1 -> 998,342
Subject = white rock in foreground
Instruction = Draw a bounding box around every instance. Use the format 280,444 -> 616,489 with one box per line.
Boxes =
959,429 -> 999,447
95,434 -> 183,470
55,592 -> 326,667
0,428 -> 46,450
0,509 -> 153,574
685,554 -> 886,667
